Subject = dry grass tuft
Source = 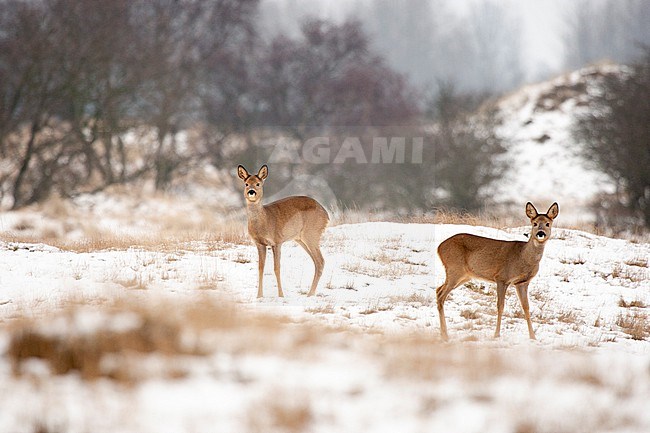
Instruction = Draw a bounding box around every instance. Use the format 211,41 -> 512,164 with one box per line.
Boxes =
305,304 -> 336,314
359,300 -> 393,315
610,264 -> 647,283
560,255 -> 586,265
390,292 -> 434,307
624,257 -> 648,268
618,297 -> 647,309
557,309 -> 581,325
464,281 -> 491,295
460,309 -> 481,320
615,311 -> 648,340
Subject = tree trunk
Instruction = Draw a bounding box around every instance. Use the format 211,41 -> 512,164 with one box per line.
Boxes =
11,120 -> 39,209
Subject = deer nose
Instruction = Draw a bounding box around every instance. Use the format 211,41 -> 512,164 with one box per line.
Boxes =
247,190 -> 256,196
536,231 -> 546,239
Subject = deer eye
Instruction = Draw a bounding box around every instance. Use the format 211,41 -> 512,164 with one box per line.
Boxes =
545,223 -> 550,227
256,183 -> 260,187
533,222 -> 538,226
245,183 -> 249,187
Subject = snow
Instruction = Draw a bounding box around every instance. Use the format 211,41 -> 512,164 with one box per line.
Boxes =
494,65 -> 621,224
0,63 -> 647,432
0,220 -> 649,432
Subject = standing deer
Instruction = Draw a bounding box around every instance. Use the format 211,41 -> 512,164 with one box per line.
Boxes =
237,165 -> 329,298
436,202 -> 559,340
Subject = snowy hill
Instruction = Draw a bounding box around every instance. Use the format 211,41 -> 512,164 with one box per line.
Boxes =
1,222 -> 648,432
494,64 -> 623,224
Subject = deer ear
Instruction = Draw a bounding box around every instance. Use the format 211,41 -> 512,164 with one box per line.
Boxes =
257,165 -> 268,180
547,202 -> 559,220
525,202 -> 538,219
237,165 -> 249,181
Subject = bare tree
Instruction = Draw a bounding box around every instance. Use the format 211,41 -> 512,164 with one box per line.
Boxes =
131,0 -> 260,190
252,19 -> 421,208
0,0 -> 261,206
0,1 -> 68,208
429,84 -> 509,212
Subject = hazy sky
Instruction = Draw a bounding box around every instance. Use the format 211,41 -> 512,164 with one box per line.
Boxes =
265,0 -> 568,83
503,0 -> 566,79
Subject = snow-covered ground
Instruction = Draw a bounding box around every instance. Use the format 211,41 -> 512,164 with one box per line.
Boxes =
495,65 -> 621,224
1,221 -> 648,432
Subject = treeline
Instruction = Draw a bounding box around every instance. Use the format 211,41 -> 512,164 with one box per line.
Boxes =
262,0 -> 650,92
1,0 -> 647,222
0,0 -> 507,212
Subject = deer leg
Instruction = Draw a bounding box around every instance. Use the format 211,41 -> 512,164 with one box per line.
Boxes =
515,282 -> 536,340
296,239 -> 324,296
256,244 -> 266,298
494,281 -> 508,338
436,282 -> 450,341
271,244 -> 284,297
436,272 -> 467,341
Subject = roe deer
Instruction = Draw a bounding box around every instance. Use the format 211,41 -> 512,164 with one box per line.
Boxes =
237,165 -> 329,298
436,202 -> 559,340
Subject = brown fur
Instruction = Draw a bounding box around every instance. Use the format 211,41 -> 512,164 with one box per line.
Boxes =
238,165 -> 329,297
436,202 -> 559,340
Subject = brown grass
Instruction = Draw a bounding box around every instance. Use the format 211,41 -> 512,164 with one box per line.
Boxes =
624,257 -> 648,268
618,297 -> 647,309
330,207 -> 518,229
1,225 -> 249,253
305,304 -> 336,314
615,311 -> 648,340
359,300 -> 393,315
390,292 -> 434,307
460,309 -> 481,320
557,309 -> 581,324
382,334 -> 510,381
249,393 -> 313,433
408,209 -> 497,226
342,260 -> 418,279
0,193 -> 250,252
6,297 -> 323,383
611,264 -> 647,283
560,255 -> 586,265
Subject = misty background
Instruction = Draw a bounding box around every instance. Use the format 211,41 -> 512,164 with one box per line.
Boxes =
260,0 -> 649,92
1,0 -> 649,228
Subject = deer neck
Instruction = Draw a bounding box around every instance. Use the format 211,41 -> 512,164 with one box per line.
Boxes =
523,236 -> 546,265
245,200 -> 267,223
